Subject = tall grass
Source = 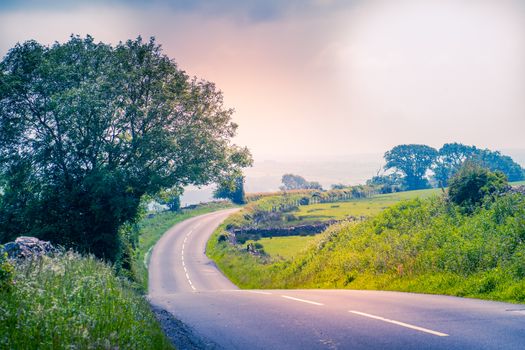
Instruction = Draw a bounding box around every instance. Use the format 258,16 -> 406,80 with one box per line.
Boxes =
0,252 -> 173,349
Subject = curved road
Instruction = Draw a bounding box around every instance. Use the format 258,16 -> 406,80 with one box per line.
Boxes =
149,209 -> 525,349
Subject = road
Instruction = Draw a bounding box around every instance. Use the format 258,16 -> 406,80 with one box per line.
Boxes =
149,209 -> 525,349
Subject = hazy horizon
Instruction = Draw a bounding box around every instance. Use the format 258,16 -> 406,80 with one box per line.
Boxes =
180,147 -> 525,206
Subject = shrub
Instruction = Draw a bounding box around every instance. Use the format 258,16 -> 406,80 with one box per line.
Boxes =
0,246 -> 14,292
448,162 -> 508,213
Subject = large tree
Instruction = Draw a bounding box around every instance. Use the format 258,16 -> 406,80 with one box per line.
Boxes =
474,149 -> 524,182
0,36 -> 251,261
280,174 -> 323,191
384,144 -> 437,190
433,143 -> 523,187
213,175 -> 246,205
433,143 -> 477,188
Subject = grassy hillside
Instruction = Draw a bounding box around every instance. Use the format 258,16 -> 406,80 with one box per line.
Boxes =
209,192 -> 525,303
0,253 -> 173,349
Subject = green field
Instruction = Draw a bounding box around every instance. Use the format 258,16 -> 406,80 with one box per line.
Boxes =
247,189 -> 440,259
511,180 -> 525,186
247,235 -> 319,260
295,188 -> 440,221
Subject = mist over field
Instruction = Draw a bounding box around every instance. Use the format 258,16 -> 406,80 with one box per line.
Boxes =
181,149 -> 525,205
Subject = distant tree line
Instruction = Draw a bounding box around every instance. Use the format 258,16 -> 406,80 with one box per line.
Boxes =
280,174 -> 323,191
369,143 -> 524,191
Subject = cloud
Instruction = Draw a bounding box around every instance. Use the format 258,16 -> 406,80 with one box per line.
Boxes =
0,0 -> 524,159
0,0 -> 350,22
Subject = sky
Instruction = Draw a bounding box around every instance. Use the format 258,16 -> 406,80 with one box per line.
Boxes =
1,0 -> 524,161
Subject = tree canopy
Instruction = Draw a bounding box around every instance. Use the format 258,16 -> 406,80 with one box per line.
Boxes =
433,143 -> 477,188
280,174 -> 322,191
0,36 -> 251,261
433,143 -> 523,187
384,144 -> 438,190
448,162 -> 509,213
213,175 -> 246,205
382,143 -> 523,191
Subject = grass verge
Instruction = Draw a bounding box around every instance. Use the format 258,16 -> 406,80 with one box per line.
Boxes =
0,252 -> 173,349
208,191 -> 525,303
133,201 -> 235,290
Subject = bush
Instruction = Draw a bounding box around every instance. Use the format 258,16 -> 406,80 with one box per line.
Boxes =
448,162 -> 509,213
0,246 -> 14,292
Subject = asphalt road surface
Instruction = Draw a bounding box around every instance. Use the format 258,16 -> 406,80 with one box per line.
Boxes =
148,209 -> 525,349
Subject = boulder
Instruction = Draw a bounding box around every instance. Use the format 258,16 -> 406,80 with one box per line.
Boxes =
509,186 -> 525,196
2,236 -> 58,259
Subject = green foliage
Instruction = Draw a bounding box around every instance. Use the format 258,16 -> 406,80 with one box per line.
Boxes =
281,174 -> 323,191
433,143 -> 524,187
448,162 -> 508,213
214,175 -> 247,205
0,252 -> 173,349
366,173 -> 403,193
209,191 -> 525,303
0,246 -> 14,292
433,143 -> 477,188
155,188 -> 182,212
475,149 -> 524,182
383,143 -> 523,192
384,144 -> 438,190
0,35 -> 251,262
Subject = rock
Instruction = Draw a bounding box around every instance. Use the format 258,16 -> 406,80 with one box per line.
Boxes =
509,186 -> 525,196
2,236 -> 58,259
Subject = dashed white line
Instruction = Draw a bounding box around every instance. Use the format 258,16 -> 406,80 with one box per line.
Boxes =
281,295 -> 324,306
181,230 -> 196,291
349,311 -> 449,337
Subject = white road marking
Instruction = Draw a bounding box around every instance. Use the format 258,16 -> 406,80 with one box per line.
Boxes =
349,311 -> 449,337
182,230 -> 196,291
282,295 -> 324,306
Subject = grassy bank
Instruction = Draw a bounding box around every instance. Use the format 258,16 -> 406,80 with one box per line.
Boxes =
133,201 -> 235,289
208,191 -> 525,303
0,252 -> 173,349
